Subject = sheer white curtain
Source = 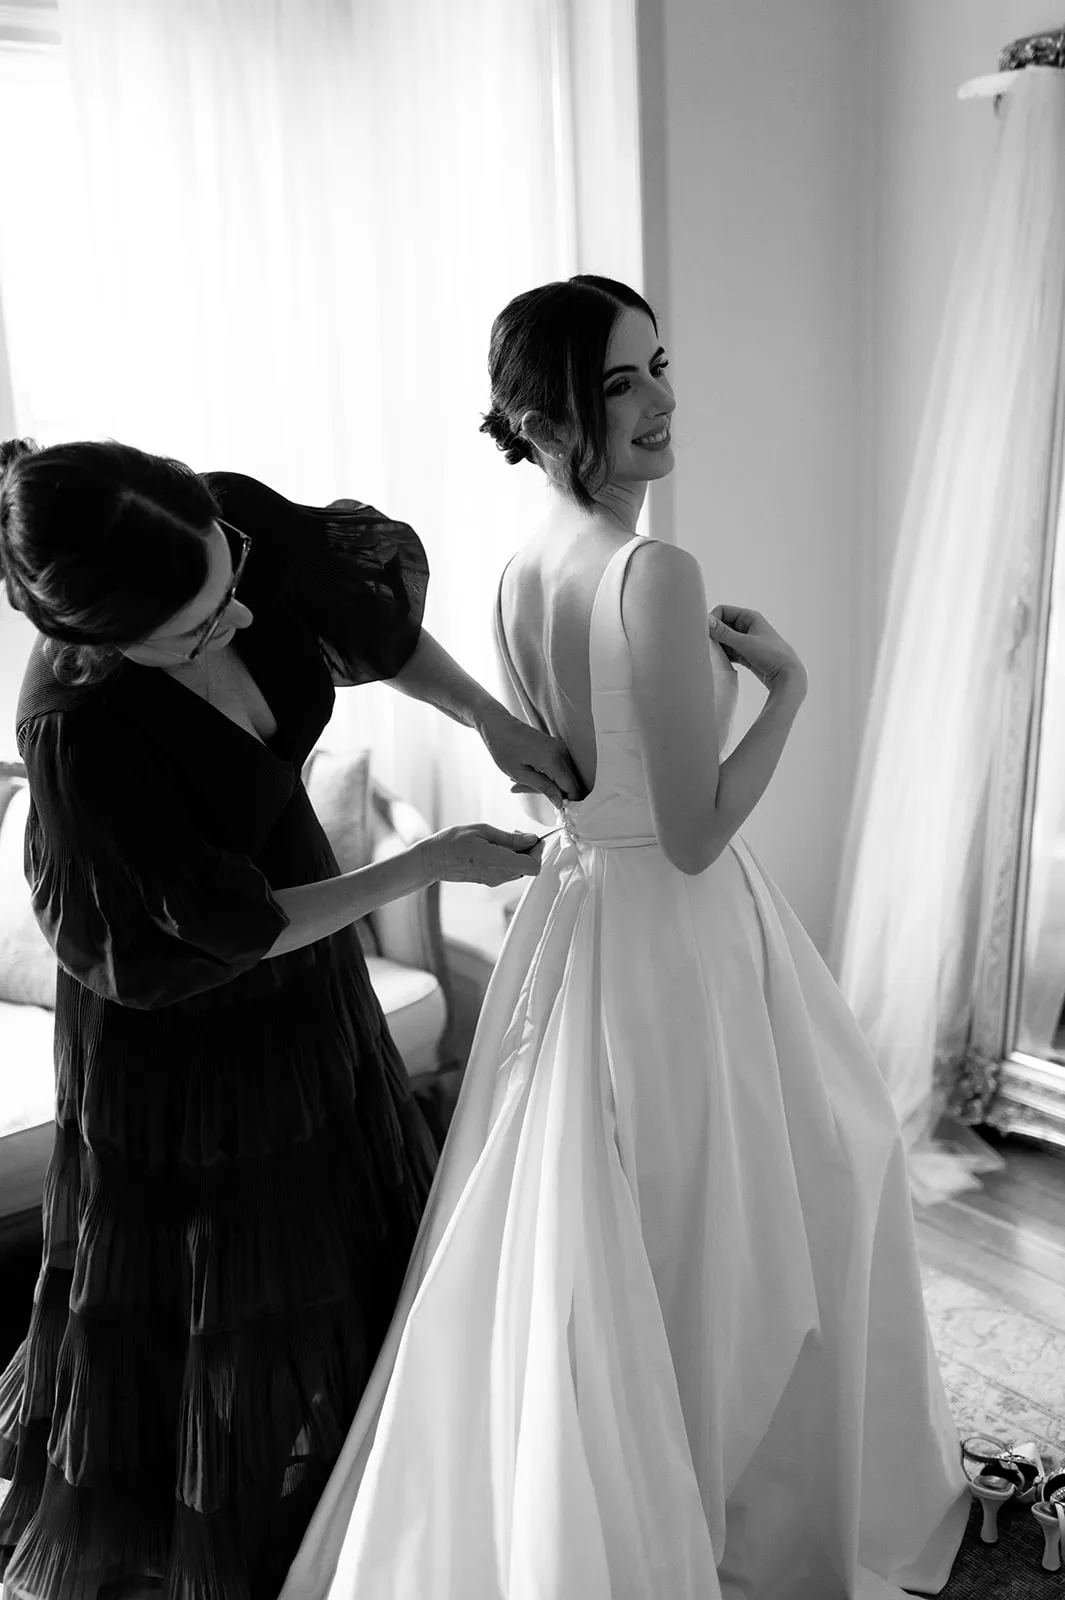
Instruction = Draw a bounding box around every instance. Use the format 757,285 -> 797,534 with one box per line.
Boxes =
52,0 -> 640,829
829,70 -> 1065,1205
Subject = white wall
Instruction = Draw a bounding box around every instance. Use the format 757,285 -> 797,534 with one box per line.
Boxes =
652,0 -> 874,950
650,0 -> 1061,951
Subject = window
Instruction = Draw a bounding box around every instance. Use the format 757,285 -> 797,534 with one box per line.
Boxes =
0,6 -> 95,444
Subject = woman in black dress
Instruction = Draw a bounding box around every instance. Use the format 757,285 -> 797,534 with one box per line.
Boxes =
0,440 -> 577,1599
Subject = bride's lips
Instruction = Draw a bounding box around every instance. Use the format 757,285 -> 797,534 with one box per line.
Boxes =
632,424 -> 672,451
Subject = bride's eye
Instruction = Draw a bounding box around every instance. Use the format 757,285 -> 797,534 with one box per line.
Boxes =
606,380 -> 631,398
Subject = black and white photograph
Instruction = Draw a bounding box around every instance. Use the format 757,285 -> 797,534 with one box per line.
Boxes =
0,3 -> 1064,1597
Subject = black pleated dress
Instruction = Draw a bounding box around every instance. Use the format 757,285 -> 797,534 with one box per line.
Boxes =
0,474 -> 439,1599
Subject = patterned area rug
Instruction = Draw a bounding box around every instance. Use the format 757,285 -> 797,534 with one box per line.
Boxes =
916,1262 -> 1065,1597
922,1262 -> 1065,1470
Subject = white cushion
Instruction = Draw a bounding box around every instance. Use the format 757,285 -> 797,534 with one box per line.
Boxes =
302,746 -> 380,957
0,785 -> 57,1009
302,746 -> 374,872
364,956 -> 446,1078
0,998 -> 56,1137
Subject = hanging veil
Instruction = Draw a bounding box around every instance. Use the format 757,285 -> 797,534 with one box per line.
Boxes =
828,69 -> 1065,1206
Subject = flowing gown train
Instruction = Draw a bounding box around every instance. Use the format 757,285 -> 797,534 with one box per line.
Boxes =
281,536 -> 968,1600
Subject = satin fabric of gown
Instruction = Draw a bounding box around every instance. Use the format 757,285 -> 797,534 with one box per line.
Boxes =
280,536 -> 969,1600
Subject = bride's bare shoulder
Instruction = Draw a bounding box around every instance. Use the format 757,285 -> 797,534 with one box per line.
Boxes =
621,540 -> 705,621
497,545 -> 542,623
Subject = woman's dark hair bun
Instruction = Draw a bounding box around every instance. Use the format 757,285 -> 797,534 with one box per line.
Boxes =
478,407 -> 534,467
0,436 -> 39,480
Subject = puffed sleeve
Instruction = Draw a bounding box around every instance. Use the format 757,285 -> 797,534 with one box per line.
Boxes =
203,471 -> 429,686
19,709 -> 291,1010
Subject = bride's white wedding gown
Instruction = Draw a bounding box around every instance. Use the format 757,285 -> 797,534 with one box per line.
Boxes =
280,536 -> 969,1600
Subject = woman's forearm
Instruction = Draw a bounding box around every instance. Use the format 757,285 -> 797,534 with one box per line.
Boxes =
388,627 -> 581,807
388,628 -> 502,734
709,676 -> 806,857
263,845 -> 433,959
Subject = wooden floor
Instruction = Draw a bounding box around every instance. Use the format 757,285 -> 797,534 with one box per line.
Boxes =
913,1125 -> 1065,1333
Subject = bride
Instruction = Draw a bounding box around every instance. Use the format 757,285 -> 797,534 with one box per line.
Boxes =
281,275 -> 969,1600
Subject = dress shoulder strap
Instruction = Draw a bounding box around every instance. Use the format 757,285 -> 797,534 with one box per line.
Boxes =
587,535 -> 647,695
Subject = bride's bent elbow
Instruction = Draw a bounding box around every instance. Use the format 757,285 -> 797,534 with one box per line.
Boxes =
662,837 -> 722,877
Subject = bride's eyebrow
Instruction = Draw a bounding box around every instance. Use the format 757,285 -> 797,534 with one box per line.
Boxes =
603,346 -> 666,381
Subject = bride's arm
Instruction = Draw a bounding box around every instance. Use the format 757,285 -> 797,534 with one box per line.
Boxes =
623,543 -> 803,875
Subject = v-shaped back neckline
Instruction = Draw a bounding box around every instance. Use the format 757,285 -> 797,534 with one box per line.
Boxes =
494,535 -> 644,726
495,536 -> 645,810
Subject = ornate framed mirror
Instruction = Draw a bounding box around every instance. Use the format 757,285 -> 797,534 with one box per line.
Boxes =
960,412 -> 1065,1151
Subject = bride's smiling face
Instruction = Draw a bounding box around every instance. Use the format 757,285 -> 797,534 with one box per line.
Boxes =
600,309 -> 675,486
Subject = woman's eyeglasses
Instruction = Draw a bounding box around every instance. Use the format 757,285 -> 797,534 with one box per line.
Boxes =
151,519 -> 252,662
186,521 -> 252,658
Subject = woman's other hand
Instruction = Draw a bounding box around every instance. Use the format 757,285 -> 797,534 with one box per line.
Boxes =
708,606 -> 807,698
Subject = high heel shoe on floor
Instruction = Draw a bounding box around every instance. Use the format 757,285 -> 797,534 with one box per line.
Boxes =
1032,1469 -> 1065,1573
960,1435 -> 1044,1544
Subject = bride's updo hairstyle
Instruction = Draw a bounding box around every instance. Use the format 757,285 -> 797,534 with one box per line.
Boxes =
479,274 -> 658,511
0,438 -> 217,685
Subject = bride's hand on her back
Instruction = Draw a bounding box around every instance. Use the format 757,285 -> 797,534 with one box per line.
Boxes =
708,606 -> 808,698
420,823 -> 545,886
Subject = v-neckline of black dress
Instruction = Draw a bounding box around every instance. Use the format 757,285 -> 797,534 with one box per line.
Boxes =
132,630 -> 291,766
165,641 -> 277,753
